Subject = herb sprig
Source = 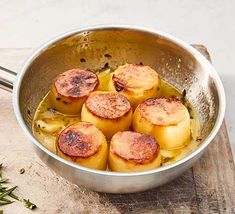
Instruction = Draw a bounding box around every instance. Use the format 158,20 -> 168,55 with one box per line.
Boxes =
23,199 -> 37,210
0,165 -> 16,208
0,163 -> 36,211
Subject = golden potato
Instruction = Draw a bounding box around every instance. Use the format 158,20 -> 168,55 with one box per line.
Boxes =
50,68 -> 99,115
35,119 -> 65,133
81,91 -> 132,140
133,98 -> 191,150
56,122 -> 108,170
109,131 -> 161,172
108,64 -> 161,109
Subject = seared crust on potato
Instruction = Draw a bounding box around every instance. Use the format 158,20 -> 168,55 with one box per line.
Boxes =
58,123 -> 101,158
133,97 -> 191,150
108,64 -> 161,108
85,91 -> 131,119
139,97 -> 187,126
81,91 -> 133,140
111,131 -> 159,164
55,69 -> 98,98
50,69 -> 99,115
56,122 -> 108,170
109,131 -> 161,172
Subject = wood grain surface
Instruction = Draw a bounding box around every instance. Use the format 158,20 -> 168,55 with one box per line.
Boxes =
0,46 -> 234,214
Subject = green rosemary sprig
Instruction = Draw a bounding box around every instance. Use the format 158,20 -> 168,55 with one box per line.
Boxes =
0,163 -> 36,210
23,199 -> 37,210
0,179 -> 8,183
0,186 -> 17,200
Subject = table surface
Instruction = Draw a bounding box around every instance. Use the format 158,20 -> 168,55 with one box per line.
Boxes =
0,46 -> 235,214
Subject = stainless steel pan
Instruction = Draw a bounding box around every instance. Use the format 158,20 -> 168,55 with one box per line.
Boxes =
0,25 -> 226,193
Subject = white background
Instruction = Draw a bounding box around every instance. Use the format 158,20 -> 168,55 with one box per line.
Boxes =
0,0 -> 234,156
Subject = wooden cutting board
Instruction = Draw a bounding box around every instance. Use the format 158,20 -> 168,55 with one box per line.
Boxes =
0,46 -> 234,214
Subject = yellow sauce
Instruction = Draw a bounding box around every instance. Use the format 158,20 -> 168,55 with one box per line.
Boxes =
33,69 -> 200,166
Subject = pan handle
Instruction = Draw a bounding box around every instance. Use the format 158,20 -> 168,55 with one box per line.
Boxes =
0,66 -> 17,92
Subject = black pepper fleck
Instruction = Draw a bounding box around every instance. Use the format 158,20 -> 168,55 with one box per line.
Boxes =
20,168 -> 25,174
104,54 -> 112,58
80,58 -> 86,63
182,89 -> 186,98
104,62 -> 109,68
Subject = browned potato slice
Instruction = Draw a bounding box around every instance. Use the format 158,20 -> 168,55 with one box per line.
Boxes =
56,122 -> 108,170
109,131 -> 161,172
50,68 -> 99,115
81,91 -> 132,140
133,98 -> 191,150
108,64 -> 161,108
